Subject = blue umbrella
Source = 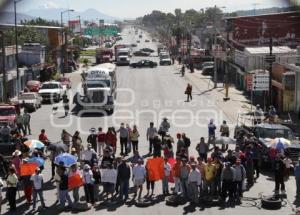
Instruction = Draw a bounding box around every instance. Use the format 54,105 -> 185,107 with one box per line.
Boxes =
54,153 -> 78,167
28,157 -> 45,167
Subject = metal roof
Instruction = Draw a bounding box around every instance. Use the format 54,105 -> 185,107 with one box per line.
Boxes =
245,46 -> 295,55
256,123 -> 291,130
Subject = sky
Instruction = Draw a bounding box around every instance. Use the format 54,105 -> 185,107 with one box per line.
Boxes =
2,0 -> 295,18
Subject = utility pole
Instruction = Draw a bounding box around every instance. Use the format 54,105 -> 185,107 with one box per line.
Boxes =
14,0 -> 21,95
213,5 -> 218,88
268,37 -> 273,106
223,26 -> 230,101
0,31 -> 7,102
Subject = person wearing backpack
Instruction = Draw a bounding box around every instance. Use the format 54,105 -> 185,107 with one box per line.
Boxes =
182,133 -> 191,157
233,159 -> 246,203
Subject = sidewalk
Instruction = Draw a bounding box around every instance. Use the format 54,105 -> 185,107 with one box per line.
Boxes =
177,65 -> 252,126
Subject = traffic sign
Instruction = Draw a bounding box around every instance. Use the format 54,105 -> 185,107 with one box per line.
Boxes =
247,72 -> 270,91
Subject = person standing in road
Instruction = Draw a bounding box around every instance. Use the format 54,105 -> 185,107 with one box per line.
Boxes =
82,164 -> 95,206
233,159 -> 246,203
106,127 -> 117,154
68,164 -> 81,204
182,133 -> 191,157
203,158 -> 216,199
6,167 -> 18,212
180,158 -> 191,199
117,123 -> 129,156
61,129 -> 72,150
147,122 -> 157,155
1,123 -> 11,142
158,118 -> 170,138
130,125 -> 140,154
153,134 -> 162,158
71,131 -> 83,158
172,157 -> 182,194
80,143 -> 97,167
162,157 -> 171,195
58,166 -> 73,209
31,167 -> 47,210
176,133 -> 185,156
221,162 -> 236,203
117,158 -> 131,201
132,159 -> 146,200
294,159 -> 300,198
62,92 -> 69,117
220,120 -> 229,137
97,127 -> 106,156
16,112 -> 25,135
274,154 -> 286,195
38,129 -> 49,144
185,84 -> 192,102
196,137 -> 209,162
188,162 -> 201,204
23,110 -> 31,135
208,119 -> 216,143
87,128 -> 98,153
92,164 -> 101,202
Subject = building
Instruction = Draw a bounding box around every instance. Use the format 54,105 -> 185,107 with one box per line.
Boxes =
19,43 -> 46,66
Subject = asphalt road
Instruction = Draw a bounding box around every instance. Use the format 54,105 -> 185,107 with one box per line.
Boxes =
2,27 -> 299,215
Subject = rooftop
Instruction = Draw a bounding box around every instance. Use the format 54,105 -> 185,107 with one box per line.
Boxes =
245,46 -> 296,55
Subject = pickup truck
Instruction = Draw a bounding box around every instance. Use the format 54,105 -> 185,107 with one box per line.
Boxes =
38,81 -> 66,103
0,104 -> 17,127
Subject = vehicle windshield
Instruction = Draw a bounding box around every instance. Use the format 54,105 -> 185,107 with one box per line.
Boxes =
86,80 -> 111,88
0,108 -> 16,116
118,52 -> 128,56
161,55 -> 170,59
41,83 -> 59,89
257,128 -> 294,140
19,94 -> 35,100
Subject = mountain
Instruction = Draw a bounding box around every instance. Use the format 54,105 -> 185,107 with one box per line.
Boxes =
24,8 -> 120,22
0,12 -> 34,24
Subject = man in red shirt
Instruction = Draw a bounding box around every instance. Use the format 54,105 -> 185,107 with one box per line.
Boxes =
97,127 -> 106,156
38,129 -> 49,143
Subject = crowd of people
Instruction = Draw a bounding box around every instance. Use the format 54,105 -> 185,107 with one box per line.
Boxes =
0,117 -> 298,213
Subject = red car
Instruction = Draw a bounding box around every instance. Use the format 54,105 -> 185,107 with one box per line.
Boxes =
58,77 -> 72,89
26,80 -> 41,92
0,105 -> 17,127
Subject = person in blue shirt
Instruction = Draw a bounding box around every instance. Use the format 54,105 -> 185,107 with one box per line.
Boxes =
208,119 -> 216,143
294,159 -> 300,198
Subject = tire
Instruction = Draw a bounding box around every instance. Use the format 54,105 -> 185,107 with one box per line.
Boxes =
107,108 -> 114,115
261,196 -> 282,210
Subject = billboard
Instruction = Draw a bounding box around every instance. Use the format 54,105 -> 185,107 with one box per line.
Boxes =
68,20 -> 81,33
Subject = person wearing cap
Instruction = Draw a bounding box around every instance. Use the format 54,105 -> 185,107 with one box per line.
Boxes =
11,150 -> 22,176
97,127 -> 106,156
294,159 -> 300,198
188,162 -> 201,204
180,158 -> 191,198
221,162 -> 236,203
87,128 -> 98,153
132,159 -> 146,200
147,122 -> 158,155
82,164 -> 95,205
196,137 -> 209,163
233,159 -> 246,203
80,143 -> 97,167
130,125 -> 140,154
117,157 -> 131,201
116,123 -> 129,156
274,154 -> 286,195
31,167 -> 47,210
158,118 -> 170,138
172,157 -> 182,194
203,157 -> 216,198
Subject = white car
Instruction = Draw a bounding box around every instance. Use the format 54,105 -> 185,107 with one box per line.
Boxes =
159,54 -> 172,65
18,92 -> 42,111
38,81 -> 66,103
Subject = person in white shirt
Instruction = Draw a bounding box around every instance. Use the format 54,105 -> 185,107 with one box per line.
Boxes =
30,168 -> 46,210
132,159 -> 146,200
188,162 -> 202,204
82,164 -> 95,205
162,157 -> 171,195
80,144 -> 97,166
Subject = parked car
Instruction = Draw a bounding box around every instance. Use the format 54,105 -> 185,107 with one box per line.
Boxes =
202,66 -> 214,76
58,77 -> 72,90
18,92 -> 42,111
26,80 -> 41,92
202,61 -> 214,68
131,43 -> 137,47
159,55 -> 172,65
130,60 -> 158,68
145,39 -> 150,42
152,39 -> 156,42
38,81 -> 66,103
136,40 -> 140,43
140,48 -> 155,53
0,105 -> 17,127
133,51 -> 150,57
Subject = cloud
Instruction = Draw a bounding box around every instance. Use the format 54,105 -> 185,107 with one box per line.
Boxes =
38,1 -> 59,9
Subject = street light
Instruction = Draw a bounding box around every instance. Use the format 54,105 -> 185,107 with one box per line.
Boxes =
60,9 -> 74,75
14,0 -> 23,96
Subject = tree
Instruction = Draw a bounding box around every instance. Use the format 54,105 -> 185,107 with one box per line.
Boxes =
20,17 -> 60,26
